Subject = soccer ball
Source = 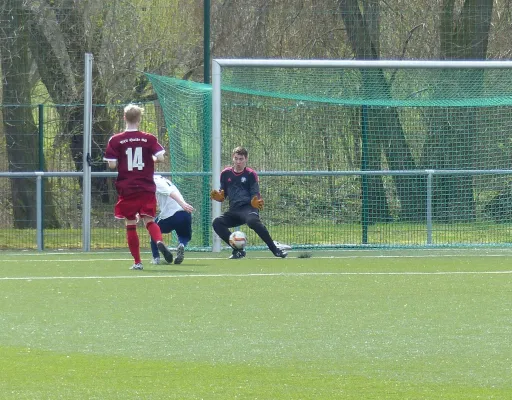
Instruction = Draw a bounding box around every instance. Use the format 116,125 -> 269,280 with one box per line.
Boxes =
229,231 -> 247,249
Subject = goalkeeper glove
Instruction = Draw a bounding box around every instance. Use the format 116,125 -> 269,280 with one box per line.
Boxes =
251,195 -> 264,210
210,189 -> 225,202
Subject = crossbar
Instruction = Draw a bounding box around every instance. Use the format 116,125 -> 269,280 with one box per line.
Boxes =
214,59 -> 512,69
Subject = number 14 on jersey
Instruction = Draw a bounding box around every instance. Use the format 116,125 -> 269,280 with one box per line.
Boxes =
126,147 -> 145,171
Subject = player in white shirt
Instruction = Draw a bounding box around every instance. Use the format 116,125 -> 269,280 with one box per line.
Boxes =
151,175 -> 194,264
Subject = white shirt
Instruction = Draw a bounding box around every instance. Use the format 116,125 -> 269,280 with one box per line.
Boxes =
154,175 -> 184,219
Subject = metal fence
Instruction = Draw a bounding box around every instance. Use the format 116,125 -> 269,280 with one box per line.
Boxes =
2,169 -> 512,251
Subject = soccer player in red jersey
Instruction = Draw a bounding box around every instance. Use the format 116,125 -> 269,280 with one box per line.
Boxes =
210,146 -> 287,259
103,104 -> 173,269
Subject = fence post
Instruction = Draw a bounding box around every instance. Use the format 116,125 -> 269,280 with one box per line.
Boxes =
38,104 -> 45,250
36,173 -> 43,251
361,105 -> 369,245
426,170 -> 434,245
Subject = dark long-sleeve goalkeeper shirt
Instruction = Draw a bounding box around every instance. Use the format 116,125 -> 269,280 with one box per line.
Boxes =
219,166 -> 260,210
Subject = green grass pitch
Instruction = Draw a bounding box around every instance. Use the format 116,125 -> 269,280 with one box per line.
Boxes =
0,249 -> 510,399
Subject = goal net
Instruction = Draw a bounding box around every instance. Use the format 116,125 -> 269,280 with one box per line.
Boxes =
145,74 -> 212,249
149,60 -> 512,250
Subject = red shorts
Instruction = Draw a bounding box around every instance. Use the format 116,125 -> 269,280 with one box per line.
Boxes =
114,191 -> 157,220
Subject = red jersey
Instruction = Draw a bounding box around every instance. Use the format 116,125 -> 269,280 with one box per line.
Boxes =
103,130 -> 165,197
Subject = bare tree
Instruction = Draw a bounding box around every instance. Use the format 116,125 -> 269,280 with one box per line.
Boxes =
0,0 -> 60,228
420,0 -> 493,221
338,0 -> 425,222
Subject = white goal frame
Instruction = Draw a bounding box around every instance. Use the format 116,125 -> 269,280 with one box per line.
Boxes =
210,59 -> 512,252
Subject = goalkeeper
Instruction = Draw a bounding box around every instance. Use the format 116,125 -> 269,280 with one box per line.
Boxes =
211,146 -> 287,259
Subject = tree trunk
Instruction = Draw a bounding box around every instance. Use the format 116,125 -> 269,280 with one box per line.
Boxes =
421,0 -> 493,222
339,0 -> 424,222
0,1 -> 60,229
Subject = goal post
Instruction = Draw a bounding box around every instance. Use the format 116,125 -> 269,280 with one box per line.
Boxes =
210,59 -> 512,251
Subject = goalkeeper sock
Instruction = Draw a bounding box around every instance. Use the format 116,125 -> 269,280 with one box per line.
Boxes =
126,225 -> 141,264
146,221 -> 163,243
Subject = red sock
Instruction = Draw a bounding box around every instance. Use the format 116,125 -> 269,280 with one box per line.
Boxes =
146,221 -> 163,243
126,225 -> 141,264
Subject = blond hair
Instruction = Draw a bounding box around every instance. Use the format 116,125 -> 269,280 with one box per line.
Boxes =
124,104 -> 144,124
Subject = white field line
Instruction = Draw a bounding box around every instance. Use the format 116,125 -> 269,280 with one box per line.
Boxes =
0,270 -> 511,281
2,253 -> 512,263
9,247 -> 512,255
